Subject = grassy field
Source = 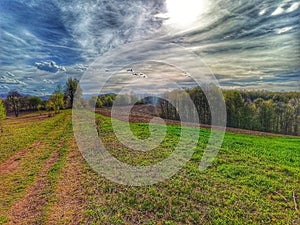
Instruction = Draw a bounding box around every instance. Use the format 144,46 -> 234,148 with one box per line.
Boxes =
0,110 -> 299,224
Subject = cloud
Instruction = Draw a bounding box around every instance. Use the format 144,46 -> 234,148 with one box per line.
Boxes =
0,0 -> 299,94
271,2 -> 300,16
6,72 -> 15,77
43,79 -> 55,84
0,85 -> 9,90
55,0 -> 165,58
34,61 -> 66,73
275,26 -> 294,34
0,75 -> 26,85
71,64 -> 89,72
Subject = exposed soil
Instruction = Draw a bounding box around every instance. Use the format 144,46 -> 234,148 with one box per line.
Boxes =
6,110 -> 39,118
1,110 -> 299,224
95,106 -> 297,137
47,138 -> 86,224
8,150 -> 60,225
0,142 -> 41,175
5,113 -> 50,125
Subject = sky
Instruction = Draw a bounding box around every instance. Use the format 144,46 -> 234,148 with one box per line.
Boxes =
0,0 -> 299,96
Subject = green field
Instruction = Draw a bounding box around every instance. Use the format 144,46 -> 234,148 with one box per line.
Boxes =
0,110 -> 299,224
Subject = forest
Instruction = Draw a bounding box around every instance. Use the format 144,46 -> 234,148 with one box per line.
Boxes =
159,86 -> 300,136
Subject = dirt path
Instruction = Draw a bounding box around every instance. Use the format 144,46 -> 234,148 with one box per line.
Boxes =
7,150 -> 60,225
5,114 -> 49,125
0,142 -> 41,175
47,138 -> 86,224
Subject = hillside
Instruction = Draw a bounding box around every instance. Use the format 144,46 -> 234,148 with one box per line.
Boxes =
0,110 -> 299,224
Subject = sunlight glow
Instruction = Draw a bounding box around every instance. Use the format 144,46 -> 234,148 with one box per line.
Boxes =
165,0 -> 210,28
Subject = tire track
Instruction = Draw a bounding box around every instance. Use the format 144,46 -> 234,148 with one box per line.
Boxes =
47,138 -> 86,224
4,113 -> 72,224
0,142 -> 41,175
8,150 -> 60,225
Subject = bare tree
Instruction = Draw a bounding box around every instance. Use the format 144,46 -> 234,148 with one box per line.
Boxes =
6,91 -> 22,117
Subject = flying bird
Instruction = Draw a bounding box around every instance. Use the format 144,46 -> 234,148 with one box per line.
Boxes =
126,68 -> 147,78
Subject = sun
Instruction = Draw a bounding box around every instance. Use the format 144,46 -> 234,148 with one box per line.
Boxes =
165,0 -> 209,28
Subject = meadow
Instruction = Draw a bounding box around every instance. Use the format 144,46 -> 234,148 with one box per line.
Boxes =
0,110 -> 299,224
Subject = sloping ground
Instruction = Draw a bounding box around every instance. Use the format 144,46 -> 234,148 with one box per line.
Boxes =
95,106 -> 298,137
0,142 -> 41,176
46,138 -> 86,224
0,111 -> 76,224
0,110 -> 299,224
8,150 -> 60,224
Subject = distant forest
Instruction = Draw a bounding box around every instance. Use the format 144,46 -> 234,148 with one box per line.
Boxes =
1,82 -> 299,136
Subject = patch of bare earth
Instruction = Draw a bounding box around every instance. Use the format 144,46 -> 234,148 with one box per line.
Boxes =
0,142 -> 41,175
96,106 -> 298,137
47,138 -> 86,224
7,150 -> 60,225
5,113 -> 49,125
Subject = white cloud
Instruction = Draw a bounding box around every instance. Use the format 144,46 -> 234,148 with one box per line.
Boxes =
0,76 -> 26,85
0,85 -> 9,90
271,6 -> 285,16
272,2 -> 300,16
275,26 -> 294,34
43,79 -> 55,84
70,64 -> 89,72
34,61 -> 66,73
6,72 -> 15,77
286,2 -> 300,13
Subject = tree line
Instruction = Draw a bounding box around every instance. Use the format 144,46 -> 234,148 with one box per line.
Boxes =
224,89 -> 300,135
158,86 -> 300,136
84,86 -> 300,136
0,78 -> 82,119
1,82 -> 299,136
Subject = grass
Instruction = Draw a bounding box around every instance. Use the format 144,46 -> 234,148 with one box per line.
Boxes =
0,110 -> 299,224
0,111 -> 73,224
